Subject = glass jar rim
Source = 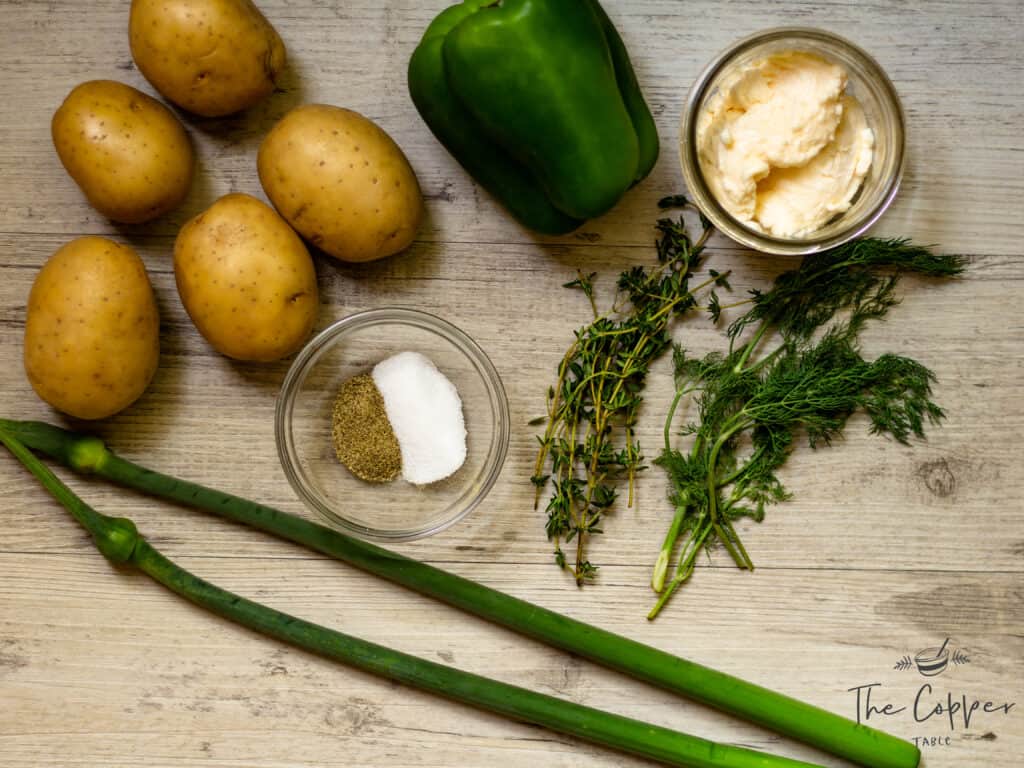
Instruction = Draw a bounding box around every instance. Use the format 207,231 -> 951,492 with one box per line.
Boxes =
679,27 -> 906,256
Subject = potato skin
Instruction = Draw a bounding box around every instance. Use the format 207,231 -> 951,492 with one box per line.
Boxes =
174,193 -> 319,362
129,0 -> 285,117
258,104 -> 423,263
24,237 -> 160,420
51,80 -> 194,224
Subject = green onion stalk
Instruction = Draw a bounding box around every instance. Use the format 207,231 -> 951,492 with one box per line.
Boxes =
0,425 -> 822,768
0,418 -> 920,768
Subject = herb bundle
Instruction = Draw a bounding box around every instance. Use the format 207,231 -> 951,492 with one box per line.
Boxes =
648,238 -> 964,618
532,197 -> 728,584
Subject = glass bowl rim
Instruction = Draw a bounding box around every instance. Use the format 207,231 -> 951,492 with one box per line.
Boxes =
275,306 -> 511,542
679,26 -> 906,256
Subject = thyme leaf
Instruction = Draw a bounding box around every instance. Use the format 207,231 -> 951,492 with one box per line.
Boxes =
533,197 -> 720,585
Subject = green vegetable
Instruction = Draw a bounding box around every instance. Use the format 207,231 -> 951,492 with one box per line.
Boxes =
649,239 -> 965,618
1,426 -> 828,768
408,0 -> 658,234
533,197 -> 722,582
1,417 -> 920,768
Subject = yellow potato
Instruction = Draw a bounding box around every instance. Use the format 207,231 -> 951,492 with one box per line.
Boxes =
174,193 -> 319,362
129,0 -> 286,117
24,237 -> 160,421
258,104 -> 423,263
52,80 -> 194,224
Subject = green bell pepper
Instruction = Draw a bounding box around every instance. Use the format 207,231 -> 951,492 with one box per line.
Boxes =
408,0 -> 659,235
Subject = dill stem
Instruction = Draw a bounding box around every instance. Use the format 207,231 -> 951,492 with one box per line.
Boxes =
705,421 -> 752,569
653,381 -> 702,592
717,445 -> 765,489
745,342 -> 785,374
652,494 -> 689,593
664,393 -> 684,453
733,322 -> 769,372
648,519 -> 712,620
722,519 -> 754,572
662,383 -> 699,453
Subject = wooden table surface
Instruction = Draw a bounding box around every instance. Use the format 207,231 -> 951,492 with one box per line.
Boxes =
1,1 -> 1021,766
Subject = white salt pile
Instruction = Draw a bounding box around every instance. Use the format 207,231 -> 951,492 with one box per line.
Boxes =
372,351 -> 467,485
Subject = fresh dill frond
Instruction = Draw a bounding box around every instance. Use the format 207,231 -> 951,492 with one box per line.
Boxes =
729,238 -> 965,344
649,238 -> 964,619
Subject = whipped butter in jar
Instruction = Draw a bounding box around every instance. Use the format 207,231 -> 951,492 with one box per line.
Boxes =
697,51 -> 874,238
680,29 -> 906,255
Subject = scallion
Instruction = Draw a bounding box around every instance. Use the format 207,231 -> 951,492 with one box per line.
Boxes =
0,418 -> 919,768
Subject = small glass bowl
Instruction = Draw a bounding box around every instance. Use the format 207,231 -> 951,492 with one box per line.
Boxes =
275,308 -> 510,541
679,27 -> 905,256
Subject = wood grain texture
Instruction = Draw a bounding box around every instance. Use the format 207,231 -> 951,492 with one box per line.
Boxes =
0,1 -> 1021,767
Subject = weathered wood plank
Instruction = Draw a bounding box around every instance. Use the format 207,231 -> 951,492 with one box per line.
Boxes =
0,1 -> 1021,767
1,554 -> 1020,767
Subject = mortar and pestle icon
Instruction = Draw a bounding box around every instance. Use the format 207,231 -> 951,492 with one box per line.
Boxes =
914,638 -> 951,676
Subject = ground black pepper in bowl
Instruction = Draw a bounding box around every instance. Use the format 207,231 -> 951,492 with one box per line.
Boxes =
331,373 -> 401,483
275,308 -> 509,541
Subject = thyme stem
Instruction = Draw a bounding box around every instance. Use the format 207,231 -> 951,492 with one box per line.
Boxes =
533,197 -> 717,582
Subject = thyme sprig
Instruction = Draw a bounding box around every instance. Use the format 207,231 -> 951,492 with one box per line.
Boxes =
648,238 -> 965,618
532,197 -> 723,585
